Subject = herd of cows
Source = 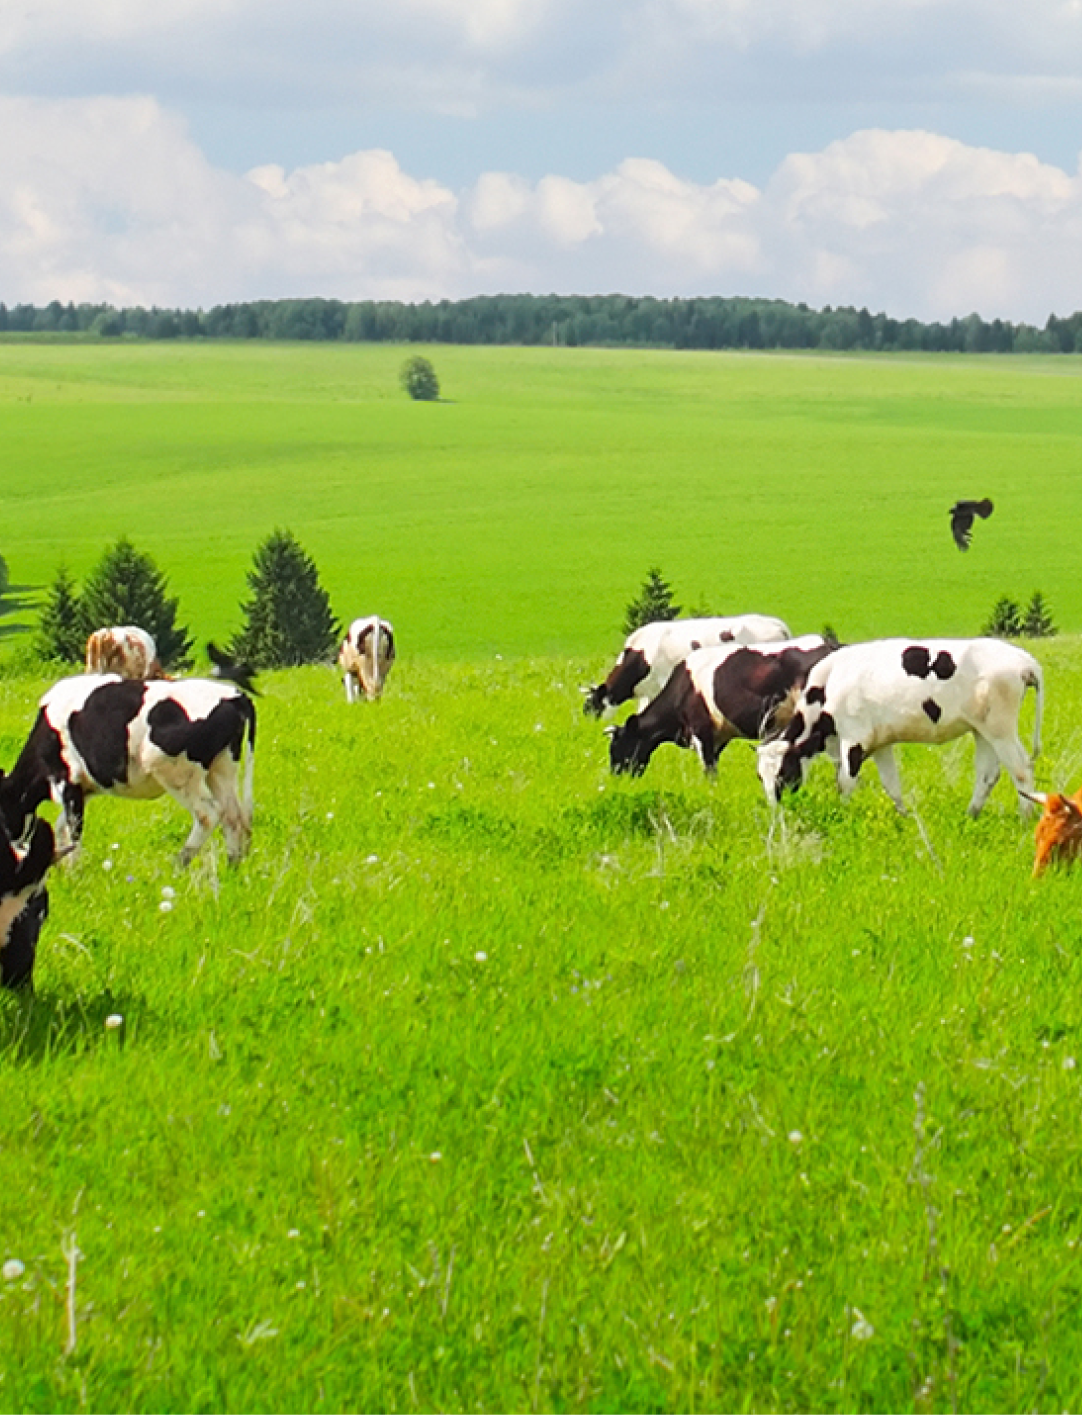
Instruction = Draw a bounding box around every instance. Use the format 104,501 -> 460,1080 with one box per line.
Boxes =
0,609 -> 1078,993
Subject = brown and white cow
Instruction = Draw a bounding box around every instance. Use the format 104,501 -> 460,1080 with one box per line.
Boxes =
584,614 -> 791,718
607,635 -> 834,777
1031,787 -> 1082,874
0,674 -> 256,867
85,626 -> 163,679
339,616 -> 395,702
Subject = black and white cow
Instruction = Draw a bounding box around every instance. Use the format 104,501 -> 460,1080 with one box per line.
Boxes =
583,614 -> 792,718
0,675 -> 257,866
608,636 -> 835,777
756,638 -> 1043,816
0,815 -> 55,990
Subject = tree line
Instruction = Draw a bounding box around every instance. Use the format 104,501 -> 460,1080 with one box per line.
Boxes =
6,294 -> 1082,354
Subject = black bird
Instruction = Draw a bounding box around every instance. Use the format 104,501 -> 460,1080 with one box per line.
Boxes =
206,641 -> 260,696
949,497 -> 994,551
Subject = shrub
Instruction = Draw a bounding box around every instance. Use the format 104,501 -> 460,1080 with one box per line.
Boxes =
230,529 -> 339,668
79,537 -> 193,671
623,568 -> 681,636
400,355 -> 440,402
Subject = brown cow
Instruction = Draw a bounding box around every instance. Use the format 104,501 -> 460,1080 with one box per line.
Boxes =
1032,788 -> 1082,875
85,626 -> 163,679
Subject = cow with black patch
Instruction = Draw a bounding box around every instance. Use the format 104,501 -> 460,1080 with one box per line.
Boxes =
608,636 -> 835,777
583,614 -> 792,718
0,675 -> 257,866
756,637 -> 1043,816
0,815 -> 56,990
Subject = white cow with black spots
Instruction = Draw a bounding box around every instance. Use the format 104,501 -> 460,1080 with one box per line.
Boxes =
0,674 -> 256,866
583,614 -> 792,718
756,638 -> 1043,816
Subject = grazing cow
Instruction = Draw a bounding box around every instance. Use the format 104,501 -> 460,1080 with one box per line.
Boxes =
0,675 -> 256,866
0,816 -> 55,990
339,616 -> 396,702
85,626 -> 163,679
608,636 -> 835,777
583,614 -> 792,718
1031,787 -> 1082,875
756,638 -> 1043,817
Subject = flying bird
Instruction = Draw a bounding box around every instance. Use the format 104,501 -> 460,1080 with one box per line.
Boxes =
949,497 -> 994,551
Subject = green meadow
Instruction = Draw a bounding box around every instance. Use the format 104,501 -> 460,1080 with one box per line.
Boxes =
3,343 -> 1082,1412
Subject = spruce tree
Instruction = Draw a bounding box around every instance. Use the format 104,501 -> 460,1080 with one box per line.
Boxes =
35,564 -> 85,664
230,529 -> 339,668
623,568 -> 682,636
79,537 -> 193,670
1023,591 -> 1057,638
982,594 -> 1024,639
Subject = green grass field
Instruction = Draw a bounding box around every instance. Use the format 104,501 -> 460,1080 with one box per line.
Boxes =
3,343 -> 1082,1412
4,341 -> 1082,655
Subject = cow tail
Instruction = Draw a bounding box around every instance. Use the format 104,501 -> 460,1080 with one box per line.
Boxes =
242,698 -> 257,823
371,618 -> 381,695
1028,661 -> 1044,761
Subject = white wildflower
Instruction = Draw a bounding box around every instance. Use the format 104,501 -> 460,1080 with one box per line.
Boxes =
102,858 -> 114,872
159,900 -> 173,913
3,1259 -> 25,1281
104,1014 -> 123,1030
850,1307 -> 874,1341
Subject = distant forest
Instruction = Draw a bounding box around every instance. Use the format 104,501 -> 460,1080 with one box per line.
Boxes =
5,293 -> 1082,353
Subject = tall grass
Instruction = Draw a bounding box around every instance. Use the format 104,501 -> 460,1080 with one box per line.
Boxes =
1,640 -> 1081,1412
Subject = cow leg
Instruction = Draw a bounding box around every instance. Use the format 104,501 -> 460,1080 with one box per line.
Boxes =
207,758 -> 252,864
51,781 -> 85,857
343,674 -> 356,703
971,733 -> 1034,817
870,746 -> 908,814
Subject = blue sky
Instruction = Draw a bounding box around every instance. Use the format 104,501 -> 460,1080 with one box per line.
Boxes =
3,0 -> 1082,321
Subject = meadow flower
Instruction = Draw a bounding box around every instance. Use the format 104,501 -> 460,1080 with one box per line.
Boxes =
161,886 -> 175,899
850,1307 -> 874,1341
788,1130 -> 803,1145
474,951 -> 488,962
102,858 -> 114,872
159,900 -> 173,913
430,1151 -> 442,1163
2,1259 -> 25,1281
105,1014 -> 123,1030
1065,1057 -> 1077,1071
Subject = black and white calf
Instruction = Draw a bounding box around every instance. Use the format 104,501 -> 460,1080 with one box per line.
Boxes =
756,638 -> 1043,816
0,816 -> 55,989
583,614 -> 791,718
608,636 -> 835,777
0,675 -> 257,866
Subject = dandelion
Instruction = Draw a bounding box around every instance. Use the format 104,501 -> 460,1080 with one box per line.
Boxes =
429,1151 -> 442,1163
3,1259 -> 25,1281
159,900 -> 173,914
104,1014 -> 123,1030
1065,1057 -> 1077,1071
850,1307 -> 874,1341
788,1130 -> 803,1145
102,858 -> 114,872
365,854 -> 379,864
161,886 -> 175,899
474,951 -> 488,963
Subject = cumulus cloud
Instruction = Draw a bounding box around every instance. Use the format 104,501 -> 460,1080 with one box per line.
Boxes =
4,96 -> 1082,321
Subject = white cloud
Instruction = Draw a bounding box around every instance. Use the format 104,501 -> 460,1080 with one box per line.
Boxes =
4,97 -> 1082,321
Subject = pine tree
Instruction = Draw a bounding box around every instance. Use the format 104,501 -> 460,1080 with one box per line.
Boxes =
230,529 -> 339,668
79,537 -> 193,670
982,594 -> 1024,639
1023,591 -> 1057,638
623,568 -> 681,636
35,564 -> 85,664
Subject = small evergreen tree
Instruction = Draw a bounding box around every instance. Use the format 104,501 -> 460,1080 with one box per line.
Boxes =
1023,590 -> 1057,638
982,594 -> 1024,638
0,552 -> 8,601
400,354 -> 440,402
623,568 -> 682,636
79,536 -> 193,670
230,529 -> 339,668
35,564 -> 85,664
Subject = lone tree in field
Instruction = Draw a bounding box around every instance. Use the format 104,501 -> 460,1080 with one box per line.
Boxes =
35,564 -> 85,664
623,567 -> 682,636
79,536 -> 193,671
231,529 -> 339,668
400,354 -> 440,402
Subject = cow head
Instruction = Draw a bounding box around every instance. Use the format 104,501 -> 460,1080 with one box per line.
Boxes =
1032,789 -> 1082,875
582,684 -> 608,718
756,738 -> 803,801
607,719 -> 651,776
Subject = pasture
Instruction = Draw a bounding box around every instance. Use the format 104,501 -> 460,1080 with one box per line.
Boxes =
3,343 -> 1082,1411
